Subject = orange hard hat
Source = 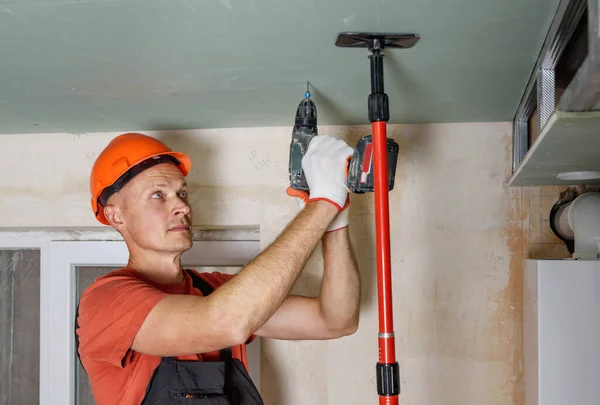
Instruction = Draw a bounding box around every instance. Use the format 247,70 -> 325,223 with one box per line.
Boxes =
90,132 -> 192,225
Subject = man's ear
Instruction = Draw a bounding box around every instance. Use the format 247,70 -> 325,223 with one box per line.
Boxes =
103,204 -> 126,231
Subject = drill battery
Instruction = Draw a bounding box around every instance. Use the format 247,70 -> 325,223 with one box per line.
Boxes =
347,135 -> 399,193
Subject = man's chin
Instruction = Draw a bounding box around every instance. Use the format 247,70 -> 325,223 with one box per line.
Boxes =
164,233 -> 193,250
163,242 -> 193,254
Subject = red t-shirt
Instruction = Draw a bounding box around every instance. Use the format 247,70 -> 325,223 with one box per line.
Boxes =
76,268 -> 254,405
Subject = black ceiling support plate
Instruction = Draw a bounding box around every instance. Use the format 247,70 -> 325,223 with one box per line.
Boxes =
335,32 -> 420,50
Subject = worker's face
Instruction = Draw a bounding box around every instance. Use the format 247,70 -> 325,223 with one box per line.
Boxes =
105,163 -> 193,254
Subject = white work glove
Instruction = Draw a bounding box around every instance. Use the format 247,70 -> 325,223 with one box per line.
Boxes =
301,135 -> 354,211
286,186 -> 350,232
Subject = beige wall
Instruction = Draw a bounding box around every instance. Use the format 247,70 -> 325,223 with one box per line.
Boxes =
0,122 -> 564,405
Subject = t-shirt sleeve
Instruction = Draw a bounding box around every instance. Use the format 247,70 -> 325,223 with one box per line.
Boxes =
76,274 -> 168,368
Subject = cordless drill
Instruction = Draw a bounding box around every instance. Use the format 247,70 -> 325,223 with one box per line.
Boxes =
288,84 -> 400,193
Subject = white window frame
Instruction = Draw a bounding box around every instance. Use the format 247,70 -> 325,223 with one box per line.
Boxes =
0,228 -> 261,405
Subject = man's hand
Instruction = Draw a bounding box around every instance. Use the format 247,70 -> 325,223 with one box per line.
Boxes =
302,135 -> 354,211
287,134 -> 354,230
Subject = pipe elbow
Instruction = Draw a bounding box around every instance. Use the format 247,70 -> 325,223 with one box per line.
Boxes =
569,192 -> 600,259
554,192 -> 600,259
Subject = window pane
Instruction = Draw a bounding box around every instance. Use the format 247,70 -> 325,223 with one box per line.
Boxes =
0,250 -> 40,405
75,266 -> 121,405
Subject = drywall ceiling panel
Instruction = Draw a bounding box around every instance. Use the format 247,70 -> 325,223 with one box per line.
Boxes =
0,0 -> 560,134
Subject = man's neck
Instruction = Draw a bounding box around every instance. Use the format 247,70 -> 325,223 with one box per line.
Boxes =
127,249 -> 184,284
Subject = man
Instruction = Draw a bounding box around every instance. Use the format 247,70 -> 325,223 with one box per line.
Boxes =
76,132 -> 360,405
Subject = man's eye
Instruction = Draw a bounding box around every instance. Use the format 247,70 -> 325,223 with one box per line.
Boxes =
152,192 -> 163,199
179,191 -> 188,199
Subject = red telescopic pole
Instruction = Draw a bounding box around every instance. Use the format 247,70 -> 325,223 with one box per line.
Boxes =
372,120 -> 397,405
335,32 -> 420,404
368,42 -> 400,405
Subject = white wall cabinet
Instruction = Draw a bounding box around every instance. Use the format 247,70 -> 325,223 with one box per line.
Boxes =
524,259 -> 600,405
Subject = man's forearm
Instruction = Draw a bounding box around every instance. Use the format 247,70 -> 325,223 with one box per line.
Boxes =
319,227 -> 361,333
208,200 -> 338,339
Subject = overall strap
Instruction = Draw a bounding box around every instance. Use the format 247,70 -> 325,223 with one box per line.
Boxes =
185,268 -> 215,297
185,270 -> 233,361
75,304 -> 85,370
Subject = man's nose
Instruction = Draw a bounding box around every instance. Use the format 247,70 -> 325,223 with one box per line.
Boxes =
172,197 -> 191,216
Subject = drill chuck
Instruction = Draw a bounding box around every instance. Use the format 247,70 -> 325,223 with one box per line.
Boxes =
294,97 -> 317,130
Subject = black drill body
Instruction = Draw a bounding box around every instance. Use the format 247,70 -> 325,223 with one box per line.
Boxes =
288,94 -> 318,191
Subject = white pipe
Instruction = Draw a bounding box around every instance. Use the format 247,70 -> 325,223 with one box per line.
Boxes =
553,203 -> 575,240
564,192 -> 600,259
